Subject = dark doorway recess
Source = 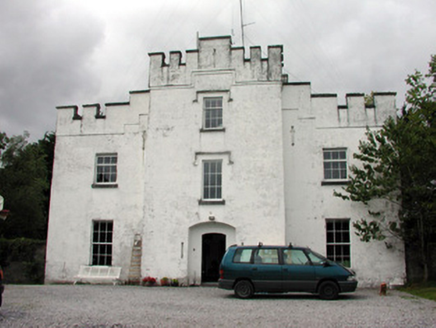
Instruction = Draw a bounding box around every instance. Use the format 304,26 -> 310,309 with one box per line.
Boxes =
202,233 -> 226,283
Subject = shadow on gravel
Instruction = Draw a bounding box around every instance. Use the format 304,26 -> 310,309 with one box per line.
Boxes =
222,292 -> 366,301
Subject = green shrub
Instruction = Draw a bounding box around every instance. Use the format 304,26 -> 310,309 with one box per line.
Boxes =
0,238 -> 46,284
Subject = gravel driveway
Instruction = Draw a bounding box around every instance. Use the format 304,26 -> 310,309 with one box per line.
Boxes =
0,285 -> 435,327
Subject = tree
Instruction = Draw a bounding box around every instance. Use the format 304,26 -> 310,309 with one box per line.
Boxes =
0,131 -> 55,239
335,55 -> 436,282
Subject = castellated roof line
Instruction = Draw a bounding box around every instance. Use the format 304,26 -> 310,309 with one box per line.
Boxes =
148,35 -> 284,67
54,36 -> 397,130
147,36 -> 284,87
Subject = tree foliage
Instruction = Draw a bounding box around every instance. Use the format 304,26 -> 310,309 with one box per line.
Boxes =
335,55 -> 436,281
0,131 -> 55,239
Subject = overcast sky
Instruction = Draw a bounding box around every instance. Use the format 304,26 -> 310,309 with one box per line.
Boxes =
1,0 -> 435,141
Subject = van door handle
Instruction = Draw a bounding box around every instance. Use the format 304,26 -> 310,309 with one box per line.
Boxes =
283,268 -> 288,272
252,267 -> 258,271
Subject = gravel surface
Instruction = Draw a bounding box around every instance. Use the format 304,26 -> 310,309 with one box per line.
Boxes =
0,285 -> 435,327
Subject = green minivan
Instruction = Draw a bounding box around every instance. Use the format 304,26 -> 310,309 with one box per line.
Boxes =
218,244 -> 357,300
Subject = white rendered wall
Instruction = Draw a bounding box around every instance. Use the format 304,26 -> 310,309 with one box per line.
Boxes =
282,84 -> 406,287
46,36 -> 405,287
45,95 -> 149,283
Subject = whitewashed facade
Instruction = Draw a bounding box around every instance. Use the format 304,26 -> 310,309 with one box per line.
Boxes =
45,36 -> 405,287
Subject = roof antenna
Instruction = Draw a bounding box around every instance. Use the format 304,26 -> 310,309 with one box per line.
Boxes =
239,0 -> 255,48
239,0 -> 245,48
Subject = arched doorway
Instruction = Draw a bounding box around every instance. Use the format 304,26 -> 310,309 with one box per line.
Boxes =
188,222 -> 236,285
202,233 -> 226,282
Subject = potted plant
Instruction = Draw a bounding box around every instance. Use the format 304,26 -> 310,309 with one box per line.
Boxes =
160,277 -> 170,286
171,278 -> 179,287
142,276 -> 157,286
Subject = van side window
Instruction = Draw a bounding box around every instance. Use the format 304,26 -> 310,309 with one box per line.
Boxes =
254,248 -> 279,264
283,249 -> 310,265
306,250 -> 326,265
233,249 -> 253,263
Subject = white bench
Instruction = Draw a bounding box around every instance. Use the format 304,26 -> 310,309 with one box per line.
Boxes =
73,265 -> 122,285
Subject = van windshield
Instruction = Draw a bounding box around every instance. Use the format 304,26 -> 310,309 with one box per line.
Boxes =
306,250 -> 328,265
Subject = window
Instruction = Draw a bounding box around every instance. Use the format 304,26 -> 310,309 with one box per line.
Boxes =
283,249 -> 310,265
233,248 -> 253,263
323,148 -> 347,181
92,221 -> 113,266
254,248 -> 279,264
95,154 -> 117,184
203,160 -> 222,200
326,219 -> 351,267
203,97 -> 223,129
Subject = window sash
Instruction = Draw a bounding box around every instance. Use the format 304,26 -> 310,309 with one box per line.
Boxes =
326,219 -> 350,267
203,97 -> 223,129
92,221 -> 113,266
323,149 -> 347,180
203,160 -> 222,200
95,154 -> 117,184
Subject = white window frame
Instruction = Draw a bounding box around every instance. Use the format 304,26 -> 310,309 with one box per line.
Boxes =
202,159 -> 223,201
94,153 -> 117,185
326,219 -> 351,267
203,97 -> 223,130
91,220 -> 113,266
323,148 -> 348,182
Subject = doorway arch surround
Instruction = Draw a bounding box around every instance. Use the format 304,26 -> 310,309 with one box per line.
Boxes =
188,222 -> 236,285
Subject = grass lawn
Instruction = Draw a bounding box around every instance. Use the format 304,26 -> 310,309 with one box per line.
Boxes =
400,282 -> 436,302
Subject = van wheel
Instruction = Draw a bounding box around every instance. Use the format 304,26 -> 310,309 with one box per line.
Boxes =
234,280 -> 254,299
318,281 -> 339,300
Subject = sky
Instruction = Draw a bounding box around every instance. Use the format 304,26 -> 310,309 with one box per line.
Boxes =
1,0 -> 435,141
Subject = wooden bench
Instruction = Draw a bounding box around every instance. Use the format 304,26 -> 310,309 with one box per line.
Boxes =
73,265 -> 122,285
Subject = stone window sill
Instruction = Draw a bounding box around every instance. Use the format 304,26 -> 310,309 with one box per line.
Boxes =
92,183 -> 118,189
321,180 -> 350,186
200,128 -> 226,133
198,199 -> 226,205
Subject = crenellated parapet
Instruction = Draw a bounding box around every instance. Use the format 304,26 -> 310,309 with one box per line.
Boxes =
282,82 -> 396,128
148,36 -> 284,88
55,91 -> 150,136
314,92 -> 396,128
316,92 -> 396,127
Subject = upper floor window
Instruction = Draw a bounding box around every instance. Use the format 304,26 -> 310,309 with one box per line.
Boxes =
203,160 -> 222,200
326,219 -> 351,267
95,154 -> 117,185
203,97 -> 223,130
323,148 -> 347,181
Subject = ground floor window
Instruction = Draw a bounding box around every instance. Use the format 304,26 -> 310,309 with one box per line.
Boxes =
326,219 -> 351,267
92,221 -> 113,266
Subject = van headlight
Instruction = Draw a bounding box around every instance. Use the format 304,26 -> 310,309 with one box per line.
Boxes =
347,275 -> 356,281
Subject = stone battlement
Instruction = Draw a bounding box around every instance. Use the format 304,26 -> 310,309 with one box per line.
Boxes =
55,91 -> 150,136
148,36 -> 284,87
282,81 -> 396,128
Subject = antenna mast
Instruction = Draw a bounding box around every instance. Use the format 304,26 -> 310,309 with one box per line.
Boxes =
239,0 -> 245,48
239,0 -> 254,48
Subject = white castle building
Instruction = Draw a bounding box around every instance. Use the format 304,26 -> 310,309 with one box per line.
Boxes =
45,36 -> 405,287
